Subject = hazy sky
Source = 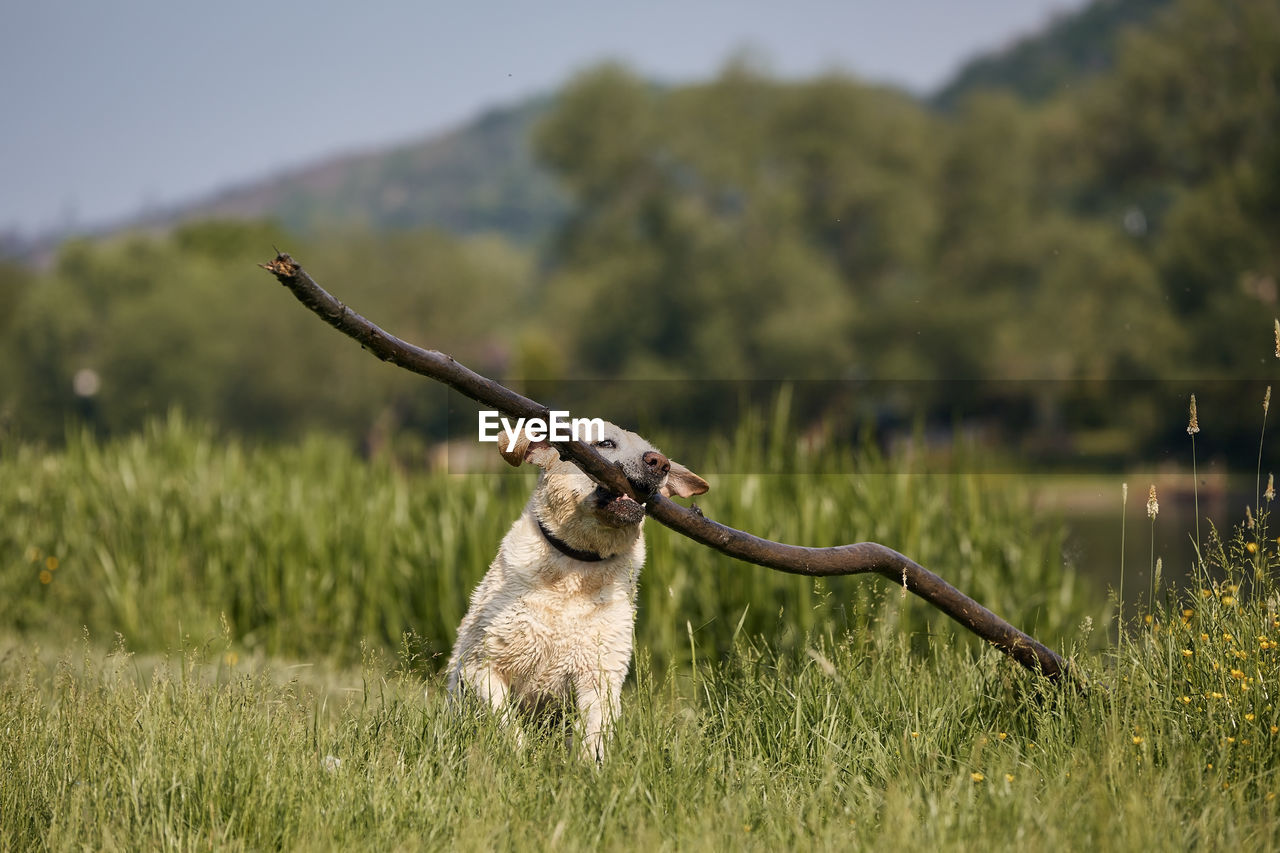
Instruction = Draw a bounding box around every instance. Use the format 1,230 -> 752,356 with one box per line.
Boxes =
1,0 -> 1086,237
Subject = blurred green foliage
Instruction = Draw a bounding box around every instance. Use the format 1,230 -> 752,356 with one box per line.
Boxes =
1,221 -> 529,445
1,0 -> 1277,449
531,0 -> 1278,388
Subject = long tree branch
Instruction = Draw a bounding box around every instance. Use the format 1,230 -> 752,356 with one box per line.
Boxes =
262,253 -> 1071,683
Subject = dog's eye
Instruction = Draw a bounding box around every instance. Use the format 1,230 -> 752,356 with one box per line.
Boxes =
595,439 -> 616,449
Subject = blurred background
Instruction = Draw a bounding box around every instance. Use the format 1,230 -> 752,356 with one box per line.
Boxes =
3,0 -> 1279,651
3,0 -> 1274,450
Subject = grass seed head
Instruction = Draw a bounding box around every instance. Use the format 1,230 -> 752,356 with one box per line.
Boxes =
1267,474 -> 1275,502
1147,485 -> 1159,520
1188,394 -> 1200,435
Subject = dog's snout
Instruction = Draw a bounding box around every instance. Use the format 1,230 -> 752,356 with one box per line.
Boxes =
642,450 -> 670,478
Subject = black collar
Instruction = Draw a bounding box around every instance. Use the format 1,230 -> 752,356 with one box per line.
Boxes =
537,519 -> 608,562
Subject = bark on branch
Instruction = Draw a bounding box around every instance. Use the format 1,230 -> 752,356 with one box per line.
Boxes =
261,253 -> 1071,683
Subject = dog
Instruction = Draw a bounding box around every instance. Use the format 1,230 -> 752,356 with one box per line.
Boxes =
446,420 -> 708,761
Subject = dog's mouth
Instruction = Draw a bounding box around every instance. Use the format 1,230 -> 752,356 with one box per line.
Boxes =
592,486 -> 647,528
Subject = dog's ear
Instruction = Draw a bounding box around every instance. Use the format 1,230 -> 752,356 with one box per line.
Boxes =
661,462 -> 709,498
498,428 -> 553,468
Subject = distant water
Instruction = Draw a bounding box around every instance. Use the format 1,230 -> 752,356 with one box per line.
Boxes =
1053,479 -> 1264,608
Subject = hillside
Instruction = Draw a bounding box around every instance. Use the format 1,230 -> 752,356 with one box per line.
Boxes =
932,0 -> 1172,109
143,97 -> 566,244
69,0 -> 1174,250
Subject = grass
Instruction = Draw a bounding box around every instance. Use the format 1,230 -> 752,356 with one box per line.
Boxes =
3,596 -> 1278,851
2,412 -> 1279,849
0,410 -> 1087,668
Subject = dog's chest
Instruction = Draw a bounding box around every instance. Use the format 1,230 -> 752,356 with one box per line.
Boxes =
487,562 -> 637,699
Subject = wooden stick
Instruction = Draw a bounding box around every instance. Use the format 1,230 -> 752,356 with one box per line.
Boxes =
262,253 -> 1071,683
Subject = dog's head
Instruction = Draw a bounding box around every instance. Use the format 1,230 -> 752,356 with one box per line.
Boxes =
500,420 -> 708,556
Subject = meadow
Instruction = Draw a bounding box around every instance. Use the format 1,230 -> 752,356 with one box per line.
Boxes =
3,412 -> 1278,850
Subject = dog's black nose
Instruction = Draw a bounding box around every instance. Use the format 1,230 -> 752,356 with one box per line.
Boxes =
642,450 -> 670,478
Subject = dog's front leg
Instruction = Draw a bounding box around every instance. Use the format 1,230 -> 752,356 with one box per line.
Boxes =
574,673 -> 622,763
459,661 -> 525,747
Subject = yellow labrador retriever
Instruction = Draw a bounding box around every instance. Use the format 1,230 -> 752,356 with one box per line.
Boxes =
447,421 -> 708,761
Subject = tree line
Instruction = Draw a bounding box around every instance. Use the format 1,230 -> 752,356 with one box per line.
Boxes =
2,0 -> 1276,459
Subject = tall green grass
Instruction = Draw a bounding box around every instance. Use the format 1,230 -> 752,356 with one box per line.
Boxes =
2,414 -> 518,664
1,409 -> 1089,668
